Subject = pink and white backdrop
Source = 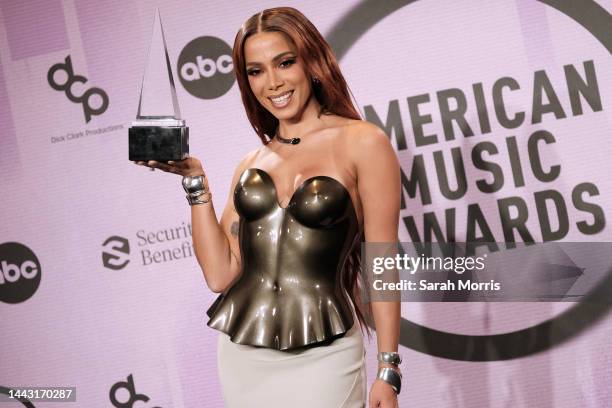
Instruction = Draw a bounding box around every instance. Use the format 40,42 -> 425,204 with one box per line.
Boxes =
1,0 -> 612,406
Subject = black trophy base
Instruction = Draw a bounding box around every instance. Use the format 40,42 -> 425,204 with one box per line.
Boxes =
129,126 -> 189,161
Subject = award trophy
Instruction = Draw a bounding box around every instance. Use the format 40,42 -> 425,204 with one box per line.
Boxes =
129,9 -> 188,161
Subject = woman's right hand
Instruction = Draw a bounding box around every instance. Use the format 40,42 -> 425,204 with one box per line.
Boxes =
133,157 -> 205,177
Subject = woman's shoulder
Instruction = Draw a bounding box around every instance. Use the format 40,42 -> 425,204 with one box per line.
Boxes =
232,147 -> 262,179
328,119 -> 396,177
334,118 -> 390,151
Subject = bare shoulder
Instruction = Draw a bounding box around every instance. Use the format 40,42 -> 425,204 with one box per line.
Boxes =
234,146 -> 262,175
341,120 -> 391,156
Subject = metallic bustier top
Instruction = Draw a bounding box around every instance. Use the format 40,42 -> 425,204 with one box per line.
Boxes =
206,168 -> 360,350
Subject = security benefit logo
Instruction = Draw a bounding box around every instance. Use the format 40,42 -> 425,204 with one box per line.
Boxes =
102,236 -> 131,270
102,222 -> 194,270
47,55 -> 109,123
0,242 -> 41,304
178,36 -> 234,99
109,374 -> 161,408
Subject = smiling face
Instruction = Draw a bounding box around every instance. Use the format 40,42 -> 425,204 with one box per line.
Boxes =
244,31 -> 317,123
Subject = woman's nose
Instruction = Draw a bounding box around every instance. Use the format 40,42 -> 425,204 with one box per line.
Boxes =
266,71 -> 283,90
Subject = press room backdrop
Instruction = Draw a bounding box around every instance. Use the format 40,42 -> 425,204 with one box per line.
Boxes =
1,0 -> 612,407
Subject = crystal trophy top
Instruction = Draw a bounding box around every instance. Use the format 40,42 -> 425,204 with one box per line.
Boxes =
129,9 -> 188,161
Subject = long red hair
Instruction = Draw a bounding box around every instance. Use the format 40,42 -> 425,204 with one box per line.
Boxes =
232,7 -> 372,338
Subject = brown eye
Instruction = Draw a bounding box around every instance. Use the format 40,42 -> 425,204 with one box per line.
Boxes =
247,69 -> 260,76
280,58 -> 296,68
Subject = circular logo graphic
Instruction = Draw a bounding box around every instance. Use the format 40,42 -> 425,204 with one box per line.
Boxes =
329,0 -> 612,360
0,242 -> 41,304
177,36 -> 235,99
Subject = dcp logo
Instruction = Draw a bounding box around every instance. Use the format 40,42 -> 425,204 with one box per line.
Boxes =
177,36 -> 235,99
109,374 -> 160,408
47,55 -> 109,123
0,242 -> 41,304
102,236 -> 130,270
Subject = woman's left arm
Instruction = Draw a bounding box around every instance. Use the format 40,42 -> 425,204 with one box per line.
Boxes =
351,122 -> 401,408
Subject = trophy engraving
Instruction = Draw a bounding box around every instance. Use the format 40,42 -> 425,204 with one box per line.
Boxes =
129,9 -> 188,161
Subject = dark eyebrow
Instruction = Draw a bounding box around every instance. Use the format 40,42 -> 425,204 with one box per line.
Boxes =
246,51 -> 296,67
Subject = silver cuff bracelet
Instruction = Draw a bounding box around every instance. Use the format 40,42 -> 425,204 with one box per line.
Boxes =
186,191 -> 212,206
182,175 -> 208,195
183,175 -> 210,205
377,367 -> 402,394
378,351 -> 402,366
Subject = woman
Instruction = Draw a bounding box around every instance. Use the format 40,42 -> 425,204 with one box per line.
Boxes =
136,7 -> 401,408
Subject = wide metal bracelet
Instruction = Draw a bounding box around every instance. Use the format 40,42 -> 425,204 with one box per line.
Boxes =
182,175 -> 208,195
186,188 -> 208,198
378,351 -> 402,366
186,191 -> 212,206
377,367 -> 402,394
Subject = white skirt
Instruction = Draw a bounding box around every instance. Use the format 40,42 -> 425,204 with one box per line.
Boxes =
217,317 -> 367,408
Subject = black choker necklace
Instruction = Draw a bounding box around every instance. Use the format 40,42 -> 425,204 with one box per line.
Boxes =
275,130 -> 300,145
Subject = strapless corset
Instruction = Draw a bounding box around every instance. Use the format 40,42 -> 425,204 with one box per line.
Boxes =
206,168 -> 360,350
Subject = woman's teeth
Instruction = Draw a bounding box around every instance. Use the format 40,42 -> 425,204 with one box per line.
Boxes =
270,91 -> 293,107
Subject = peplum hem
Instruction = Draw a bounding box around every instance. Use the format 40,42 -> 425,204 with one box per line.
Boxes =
206,290 -> 355,351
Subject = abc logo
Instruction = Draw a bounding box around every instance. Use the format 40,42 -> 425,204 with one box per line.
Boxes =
0,242 -> 41,304
177,36 -> 235,99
